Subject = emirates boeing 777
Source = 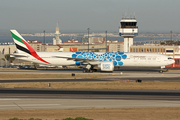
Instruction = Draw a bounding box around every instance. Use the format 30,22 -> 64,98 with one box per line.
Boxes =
10,30 -> 175,72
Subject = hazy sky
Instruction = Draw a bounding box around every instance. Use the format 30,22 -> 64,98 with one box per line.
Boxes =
1,0 -> 180,33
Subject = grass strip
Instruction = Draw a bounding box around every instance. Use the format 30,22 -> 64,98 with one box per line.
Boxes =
1,108 -> 180,120
0,74 -> 115,79
1,81 -> 180,90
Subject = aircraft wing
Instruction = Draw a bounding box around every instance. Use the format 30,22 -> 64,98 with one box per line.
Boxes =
52,56 -> 101,64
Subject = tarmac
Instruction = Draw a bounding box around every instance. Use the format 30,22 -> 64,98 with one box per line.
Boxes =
0,69 -> 180,110
0,88 -> 180,110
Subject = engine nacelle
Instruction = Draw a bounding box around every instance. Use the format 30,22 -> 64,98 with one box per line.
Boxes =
99,62 -> 114,71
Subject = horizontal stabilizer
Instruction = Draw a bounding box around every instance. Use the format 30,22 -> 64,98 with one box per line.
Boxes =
10,54 -> 28,57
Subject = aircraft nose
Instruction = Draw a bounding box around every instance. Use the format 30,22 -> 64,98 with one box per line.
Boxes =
172,59 -> 175,64
169,59 -> 175,65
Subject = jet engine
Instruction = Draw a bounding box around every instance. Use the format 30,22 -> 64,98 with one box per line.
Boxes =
99,62 -> 114,71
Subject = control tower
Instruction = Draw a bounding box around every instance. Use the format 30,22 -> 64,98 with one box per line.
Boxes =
119,16 -> 138,52
53,22 -> 62,45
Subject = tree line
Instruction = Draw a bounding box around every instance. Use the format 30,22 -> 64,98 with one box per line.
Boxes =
160,40 -> 180,45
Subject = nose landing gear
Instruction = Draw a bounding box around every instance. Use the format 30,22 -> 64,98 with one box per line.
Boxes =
159,69 -> 168,73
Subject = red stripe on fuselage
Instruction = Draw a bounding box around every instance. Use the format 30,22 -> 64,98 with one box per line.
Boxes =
22,39 -> 50,64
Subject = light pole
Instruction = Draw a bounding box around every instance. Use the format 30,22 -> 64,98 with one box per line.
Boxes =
87,28 -> 90,52
105,30 -> 107,52
43,30 -> 45,51
170,30 -> 173,41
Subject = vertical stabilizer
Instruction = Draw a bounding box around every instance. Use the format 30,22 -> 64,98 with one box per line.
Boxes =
10,30 -> 33,54
10,30 -> 50,64
70,47 -> 74,52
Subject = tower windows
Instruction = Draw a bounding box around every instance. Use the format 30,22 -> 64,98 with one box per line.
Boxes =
121,22 -> 137,28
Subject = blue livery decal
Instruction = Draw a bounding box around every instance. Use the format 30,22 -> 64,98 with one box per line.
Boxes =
75,61 -> 81,66
102,64 -> 111,69
72,52 -> 127,66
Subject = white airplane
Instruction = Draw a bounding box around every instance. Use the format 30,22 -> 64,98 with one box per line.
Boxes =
10,30 -> 175,72
58,47 -> 73,52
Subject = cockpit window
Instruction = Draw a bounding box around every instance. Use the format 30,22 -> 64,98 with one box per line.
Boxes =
168,57 -> 173,59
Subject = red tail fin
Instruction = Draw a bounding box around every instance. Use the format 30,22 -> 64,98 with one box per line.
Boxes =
70,47 -> 74,52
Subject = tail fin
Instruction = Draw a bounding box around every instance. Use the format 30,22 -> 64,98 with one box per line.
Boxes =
10,30 -> 50,64
59,48 -> 63,52
70,47 -> 74,52
10,30 -> 35,55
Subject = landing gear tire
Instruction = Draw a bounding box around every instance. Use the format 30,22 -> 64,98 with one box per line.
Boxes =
93,69 -> 97,72
83,69 -> 87,73
159,70 -> 163,73
89,69 -> 93,73
83,69 -> 93,73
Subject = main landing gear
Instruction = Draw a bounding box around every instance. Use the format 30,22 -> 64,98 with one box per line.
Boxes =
83,64 -> 97,73
83,68 -> 97,73
83,68 -> 93,73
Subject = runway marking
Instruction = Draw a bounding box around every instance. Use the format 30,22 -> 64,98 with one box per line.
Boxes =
0,104 -> 60,107
0,99 -> 20,100
6,96 -> 28,97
